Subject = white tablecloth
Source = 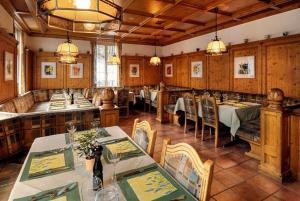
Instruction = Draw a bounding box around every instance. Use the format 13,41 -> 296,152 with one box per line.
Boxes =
174,98 -> 261,136
8,127 -> 155,201
140,90 -> 158,101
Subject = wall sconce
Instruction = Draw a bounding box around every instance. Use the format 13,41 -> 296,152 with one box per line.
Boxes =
264,35 -> 271,39
244,39 -> 249,43
196,48 -> 200,52
283,32 -> 289,37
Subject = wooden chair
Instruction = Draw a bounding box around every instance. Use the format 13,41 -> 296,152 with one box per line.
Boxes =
117,88 -> 129,117
84,88 -> 90,99
183,93 -> 199,138
92,92 -> 102,106
143,86 -> 151,112
132,118 -> 157,157
160,138 -> 214,201
199,95 -> 219,147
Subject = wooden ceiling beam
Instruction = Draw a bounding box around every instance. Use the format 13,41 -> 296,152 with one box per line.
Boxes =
24,0 -> 47,33
122,21 -> 185,33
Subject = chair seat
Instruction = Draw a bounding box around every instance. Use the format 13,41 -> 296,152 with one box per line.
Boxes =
236,119 -> 260,143
28,102 -> 49,113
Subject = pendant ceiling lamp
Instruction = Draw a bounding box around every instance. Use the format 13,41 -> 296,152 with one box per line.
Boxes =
150,37 -> 161,66
107,29 -> 120,65
37,0 -> 122,33
56,32 -> 79,64
206,8 -> 227,56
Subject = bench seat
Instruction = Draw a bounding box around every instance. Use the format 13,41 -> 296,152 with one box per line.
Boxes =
236,118 -> 261,160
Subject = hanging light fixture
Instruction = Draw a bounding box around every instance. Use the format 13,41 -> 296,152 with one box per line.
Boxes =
150,36 -> 161,66
107,30 -> 120,65
206,8 -> 227,56
56,32 -> 79,64
37,0 -> 122,33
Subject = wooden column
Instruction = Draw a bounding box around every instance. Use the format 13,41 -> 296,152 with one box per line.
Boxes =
156,82 -> 169,123
100,88 -> 119,127
259,88 -> 290,182
290,110 -> 300,181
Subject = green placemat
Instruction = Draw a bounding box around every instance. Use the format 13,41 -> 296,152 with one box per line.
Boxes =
117,164 -> 196,201
65,128 -> 111,144
103,138 -> 144,163
20,147 -> 74,181
14,182 -> 80,201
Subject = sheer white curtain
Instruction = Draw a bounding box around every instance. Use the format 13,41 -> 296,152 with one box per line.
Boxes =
94,44 -> 119,87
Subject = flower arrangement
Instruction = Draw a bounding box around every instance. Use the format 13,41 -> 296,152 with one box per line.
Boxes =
76,132 -> 98,159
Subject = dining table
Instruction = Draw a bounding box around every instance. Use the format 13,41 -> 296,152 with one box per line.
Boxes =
9,126 -> 197,201
140,90 -> 158,102
174,98 -> 261,136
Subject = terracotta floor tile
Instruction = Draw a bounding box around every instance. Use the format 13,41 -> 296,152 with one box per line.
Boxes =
214,169 -> 244,188
227,165 -> 257,180
240,159 -> 259,171
263,196 -> 283,201
231,182 -> 269,201
274,188 -> 300,201
215,156 -> 238,169
213,189 -> 246,201
283,181 -> 300,196
247,174 -> 281,194
211,178 -> 228,196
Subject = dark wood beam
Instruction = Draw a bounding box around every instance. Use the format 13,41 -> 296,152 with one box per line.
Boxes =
24,0 -> 47,33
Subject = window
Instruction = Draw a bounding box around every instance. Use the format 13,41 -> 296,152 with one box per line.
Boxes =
94,44 -> 120,87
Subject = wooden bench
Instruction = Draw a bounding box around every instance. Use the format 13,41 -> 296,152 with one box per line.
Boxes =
236,119 -> 261,160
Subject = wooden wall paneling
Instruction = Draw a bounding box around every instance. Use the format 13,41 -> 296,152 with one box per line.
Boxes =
189,51 -> 207,89
264,38 -> 300,98
143,57 -> 162,86
121,56 -> 144,86
230,44 -> 263,94
65,54 -> 92,88
25,49 -> 33,92
290,112 -> 300,180
207,54 -> 230,91
175,55 -> 189,88
0,29 -> 18,103
163,57 -> 176,86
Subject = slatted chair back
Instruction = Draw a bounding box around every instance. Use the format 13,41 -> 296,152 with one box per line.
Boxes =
160,138 -> 214,201
199,95 -> 218,128
84,88 -> 90,99
92,92 -> 99,105
183,93 -> 198,121
132,118 -> 157,157
144,86 -> 151,101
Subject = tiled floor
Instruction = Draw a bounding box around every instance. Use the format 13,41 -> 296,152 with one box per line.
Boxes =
1,110 -> 300,201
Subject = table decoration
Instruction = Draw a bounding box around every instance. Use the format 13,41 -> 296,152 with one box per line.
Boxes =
20,147 -> 74,181
13,182 -> 80,201
65,128 -> 110,144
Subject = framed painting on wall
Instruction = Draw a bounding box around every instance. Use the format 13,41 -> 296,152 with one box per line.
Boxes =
41,62 -> 56,79
70,63 -> 83,78
4,51 -> 14,81
234,56 -> 255,78
129,64 -> 139,77
165,63 -> 173,77
191,61 -> 203,78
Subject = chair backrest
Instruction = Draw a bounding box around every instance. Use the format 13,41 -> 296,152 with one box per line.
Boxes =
199,95 -> 218,128
143,86 -> 151,100
183,93 -> 198,120
160,138 -> 214,201
132,118 -> 157,157
117,89 -> 129,107
92,92 -> 99,105
84,88 -> 90,99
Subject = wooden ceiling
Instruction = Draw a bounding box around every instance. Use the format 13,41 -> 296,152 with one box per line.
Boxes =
1,0 -> 300,45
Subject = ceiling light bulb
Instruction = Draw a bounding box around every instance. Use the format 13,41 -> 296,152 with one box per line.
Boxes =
84,23 -> 96,31
74,0 -> 91,9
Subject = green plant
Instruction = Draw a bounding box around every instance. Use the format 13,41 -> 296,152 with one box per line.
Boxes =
76,132 -> 97,159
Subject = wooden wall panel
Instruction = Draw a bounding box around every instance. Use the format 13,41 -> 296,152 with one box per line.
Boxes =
175,55 -> 189,87
143,57 -> 162,86
33,52 -> 92,89
207,54 -> 230,91
0,29 -> 18,103
189,52 -> 207,89
163,57 -> 176,86
121,56 -> 144,87
25,49 -> 33,92
264,41 -> 300,98
230,45 -> 262,94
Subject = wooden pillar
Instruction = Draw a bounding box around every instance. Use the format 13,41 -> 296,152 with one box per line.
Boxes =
290,110 -> 300,181
156,82 -> 169,123
100,88 -> 119,127
259,88 -> 290,182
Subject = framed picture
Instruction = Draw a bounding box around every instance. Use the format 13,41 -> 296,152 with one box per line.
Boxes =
165,63 -> 173,77
41,62 -> 56,79
191,61 -> 203,78
70,63 -> 84,78
234,56 -> 255,78
4,51 -> 14,81
129,64 -> 139,77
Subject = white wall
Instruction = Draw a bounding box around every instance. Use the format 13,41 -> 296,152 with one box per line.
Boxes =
161,8 -> 300,56
0,4 -> 14,34
121,43 -> 162,57
26,36 -> 92,53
